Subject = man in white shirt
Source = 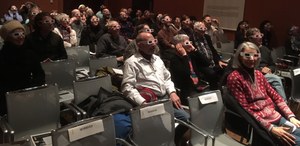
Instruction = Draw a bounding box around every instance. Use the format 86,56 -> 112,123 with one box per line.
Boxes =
122,32 -> 190,145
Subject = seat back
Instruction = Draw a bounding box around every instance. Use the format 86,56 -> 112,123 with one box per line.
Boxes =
42,59 -> 76,91
187,90 -> 224,143
89,56 -> 118,76
73,75 -> 112,104
6,85 -> 60,141
129,99 -> 175,146
52,115 -> 116,146
284,55 -> 299,67
66,46 -> 90,68
290,67 -> 300,100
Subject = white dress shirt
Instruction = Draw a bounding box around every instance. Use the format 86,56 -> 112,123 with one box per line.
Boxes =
121,53 -> 176,105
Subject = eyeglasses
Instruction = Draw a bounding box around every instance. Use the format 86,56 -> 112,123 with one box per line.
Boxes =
196,27 -> 207,31
61,18 -> 69,22
111,25 -> 121,29
183,41 -> 192,46
251,33 -> 264,39
42,19 -> 55,24
31,12 -> 38,16
11,32 -> 25,38
145,28 -> 154,33
140,39 -> 158,45
240,52 -> 261,58
91,18 -> 99,22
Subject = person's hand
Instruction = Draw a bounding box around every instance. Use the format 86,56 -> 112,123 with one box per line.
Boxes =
69,17 -> 77,24
116,56 -> 124,62
290,117 -> 300,127
218,61 -> 227,68
261,67 -> 272,74
169,92 -> 182,109
175,43 -> 187,56
271,126 -> 296,146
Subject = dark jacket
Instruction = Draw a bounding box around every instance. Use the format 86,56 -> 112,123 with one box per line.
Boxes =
169,51 -> 208,104
96,33 -> 128,58
80,25 -> 104,53
0,41 -> 45,116
25,31 -> 67,62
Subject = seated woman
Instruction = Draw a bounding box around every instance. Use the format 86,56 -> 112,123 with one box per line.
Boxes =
227,42 -> 300,146
53,13 -> 77,48
79,15 -> 104,53
169,34 -> 209,105
0,20 -> 45,116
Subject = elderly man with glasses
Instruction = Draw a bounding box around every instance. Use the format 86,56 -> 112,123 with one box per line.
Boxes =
122,32 -> 190,146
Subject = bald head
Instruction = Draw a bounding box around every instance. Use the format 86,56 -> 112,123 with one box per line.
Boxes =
136,32 -> 157,57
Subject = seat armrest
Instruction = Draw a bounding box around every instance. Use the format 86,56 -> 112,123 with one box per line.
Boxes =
60,102 -> 82,125
116,137 -> 133,146
0,118 -> 14,143
174,118 -> 210,146
69,103 -> 87,119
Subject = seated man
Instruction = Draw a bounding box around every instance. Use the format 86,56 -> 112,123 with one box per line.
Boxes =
246,27 -> 287,101
191,21 -> 227,90
121,32 -> 190,145
96,20 -> 127,64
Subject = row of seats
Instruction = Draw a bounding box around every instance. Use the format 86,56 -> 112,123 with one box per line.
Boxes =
0,82 -> 245,146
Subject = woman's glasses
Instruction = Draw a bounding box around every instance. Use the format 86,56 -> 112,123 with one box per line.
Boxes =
240,52 -> 261,58
11,32 -> 25,38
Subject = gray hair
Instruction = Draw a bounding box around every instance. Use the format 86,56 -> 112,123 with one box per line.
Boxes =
172,34 -> 189,44
193,21 -> 205,31
232,42 -> 261,69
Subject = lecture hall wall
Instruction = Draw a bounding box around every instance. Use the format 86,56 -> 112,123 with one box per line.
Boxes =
0,0 -> 299,47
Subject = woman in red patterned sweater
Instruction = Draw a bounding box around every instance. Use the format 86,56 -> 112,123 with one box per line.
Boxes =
227,41 -> 300,146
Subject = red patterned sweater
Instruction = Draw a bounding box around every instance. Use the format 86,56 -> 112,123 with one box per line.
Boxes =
227,69 -> 294,131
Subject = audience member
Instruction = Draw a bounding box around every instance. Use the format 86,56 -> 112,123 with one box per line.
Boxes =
234,20 -> 249,49
192,21 -> 227,90
4,5 -> 23,22
96,20 -> 127,63
173,16 -> 181,31
202,14 -> 224,48
0,20 -> 45,116
285,25 -> 300,56
24,12 -> 67,62
169,34 -> 208,105
132,9 -> 142,26
227,42 -> 300,146
118,11 -> 134,41
70,9 -> 84,45
259,20 -> 273,50
121,32 -> 190,146
123,23 -> 159,60
178,15 -> 194,39
53,13 -> 77,48
19,1 -> 36,24
23,5 -> 41,35
80,15 -> 104,53
157,14 -> 178,61
246,27 -> 287,101
96,5 -> 107,19
101,8 -> 112,26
